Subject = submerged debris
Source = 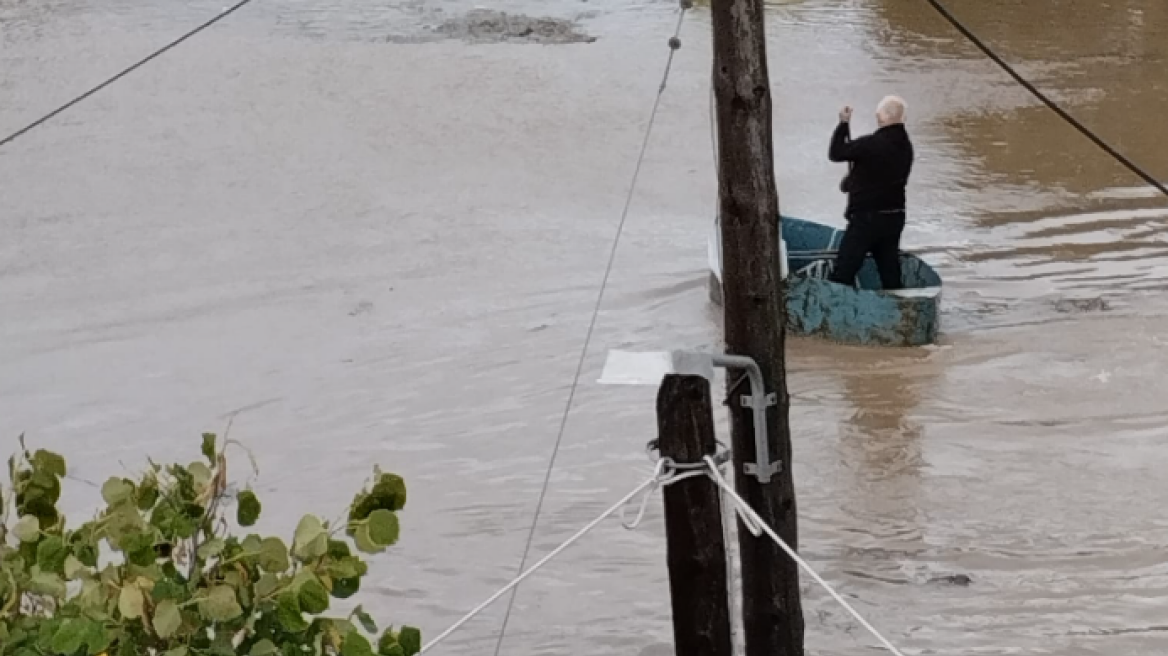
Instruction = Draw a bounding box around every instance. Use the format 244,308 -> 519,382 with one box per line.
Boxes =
1054,297 -> 1111,313
433,9 -> 597,45
927,574 -> 973,586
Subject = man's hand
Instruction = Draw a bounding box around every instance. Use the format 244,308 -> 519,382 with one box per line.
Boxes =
839,106 -> 853,123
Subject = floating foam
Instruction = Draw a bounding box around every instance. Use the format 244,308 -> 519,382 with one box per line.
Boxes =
1088,185 -> 1167,200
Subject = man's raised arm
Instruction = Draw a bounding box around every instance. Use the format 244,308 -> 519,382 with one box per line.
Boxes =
828,105 -> 872,162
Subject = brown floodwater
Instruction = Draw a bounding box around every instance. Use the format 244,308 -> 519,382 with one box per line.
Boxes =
3,0 -> 1168,654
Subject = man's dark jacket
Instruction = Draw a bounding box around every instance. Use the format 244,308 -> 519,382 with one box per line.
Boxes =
829,121 -> 913,216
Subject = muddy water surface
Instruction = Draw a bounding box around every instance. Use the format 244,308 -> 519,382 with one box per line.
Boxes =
3,0 -> 1168,654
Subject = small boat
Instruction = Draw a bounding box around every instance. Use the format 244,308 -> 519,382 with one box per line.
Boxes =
707,215 -> 942,347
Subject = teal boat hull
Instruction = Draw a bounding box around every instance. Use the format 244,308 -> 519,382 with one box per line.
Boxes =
707,215 -> 941,347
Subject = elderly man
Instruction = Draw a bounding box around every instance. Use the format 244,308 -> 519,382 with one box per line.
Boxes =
827,95 -> 914,290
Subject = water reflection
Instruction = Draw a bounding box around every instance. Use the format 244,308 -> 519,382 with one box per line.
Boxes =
837,354 -> 925,487
833,350 -> 933,569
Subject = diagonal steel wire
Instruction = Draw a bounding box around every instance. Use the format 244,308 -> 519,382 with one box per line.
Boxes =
487,7 -> 691,656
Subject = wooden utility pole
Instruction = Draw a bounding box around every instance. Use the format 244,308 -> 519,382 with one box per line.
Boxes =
657,374 -> 732,656
710,0 -> 805,654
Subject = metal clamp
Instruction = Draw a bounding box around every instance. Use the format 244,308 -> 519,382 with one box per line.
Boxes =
668,351 -> 784,482
712,354 -> 783,483
597,349 -> 785,483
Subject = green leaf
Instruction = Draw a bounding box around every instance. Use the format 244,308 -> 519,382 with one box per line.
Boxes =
49,619 -> 86,654
101,478 -> 135,506
32,450 -> 66,478
152,577 -> 185,601
35,535 -> 67,574
138,476 -> 160,510
353,605 -> 378,634
83,621 -> 114,656
121,529 -> 155,553
121,529 -> 159,567
74,543 -> 99,567
258,537 -> 290,572
222,535 -> 244,557
332,617 -> 363,636
153,599 -> 182,639
341,633 -> 376,656
171,514 -> 198,540
188,462 -> 213,489
328,538 -> 353,559
150,503 -> 198,540
289,568 -> 314,588
276,592 -> 310,633
332,574 -> 361,599
353,524 -> 382,554
13,515 -> 39,543
376,473 -> 408,511
28,568 -> 66,597
237,489 -> 262,527
128,562 -> 164,585
377,631 -> 404,656
398,627 -> 422,656
102,507 -> 144,551
250,639 -> 279,656
77,579 -> 104,611
163,648 -> 189,656
197,537 -> 226,560
326,556 -> 365,580
21,499 -> 59,533
209,632 -> 236,656
366,510 -> 400,547
224,569 -> 244,592
200,585 -> 243,622
255,572 -> 280,598
64,554 -> 87,580
241,534 -> 263,554
202,433 -> 217,463
350,472 -> 408,525
168,464 -> 196,497
292,515 -> 328,562
298,576 -> 330,615
28,469 -> 63,505
118,584 -> 145,619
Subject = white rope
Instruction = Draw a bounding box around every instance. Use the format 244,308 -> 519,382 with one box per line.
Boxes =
702,456 -> 909,656
621,457 -> 711,530
420,452 -> 908,656
421,462 -> 670,654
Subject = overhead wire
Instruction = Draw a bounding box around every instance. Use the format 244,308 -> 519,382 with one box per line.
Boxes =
488,5 -> 692,655
922,0 -> 1168,198
0,0 -> 258,149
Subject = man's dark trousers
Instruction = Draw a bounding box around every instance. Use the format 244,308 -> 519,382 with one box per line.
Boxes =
828,210 -> 905,290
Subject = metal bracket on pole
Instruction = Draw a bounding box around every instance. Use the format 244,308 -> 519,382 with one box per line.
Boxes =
597,349 -> 783,483
710,353 -> 782,483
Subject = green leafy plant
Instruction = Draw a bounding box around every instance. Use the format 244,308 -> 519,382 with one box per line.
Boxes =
0,433 -> 421,656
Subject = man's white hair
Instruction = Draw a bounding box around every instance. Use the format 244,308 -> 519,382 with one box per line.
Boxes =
876,95 -> 907,124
